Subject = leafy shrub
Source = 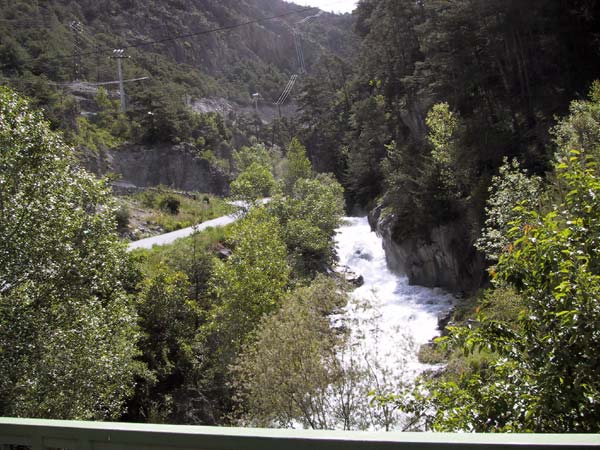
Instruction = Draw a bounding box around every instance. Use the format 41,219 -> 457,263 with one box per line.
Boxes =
159,195 -> 181,215
115,204 -> 131,231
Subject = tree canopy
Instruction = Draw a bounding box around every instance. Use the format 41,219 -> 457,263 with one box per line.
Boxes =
0,86 -> 140,419
409,83 -> 600,432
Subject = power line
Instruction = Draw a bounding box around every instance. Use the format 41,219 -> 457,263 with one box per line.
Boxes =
89,76 -> 150,86
0,5 -> 320,70
276,74 -> 298,106
274,9 -> 325,109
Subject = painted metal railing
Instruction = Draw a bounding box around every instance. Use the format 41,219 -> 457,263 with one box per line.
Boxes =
1,418 -> 599,450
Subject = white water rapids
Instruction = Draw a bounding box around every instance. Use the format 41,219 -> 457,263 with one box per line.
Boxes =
331,216 -> 455,430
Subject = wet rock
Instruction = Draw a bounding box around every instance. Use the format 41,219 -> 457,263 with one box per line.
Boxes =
437,310 -> 453,332
349,274 -> 364,287
371,203 -> 486,295
335,265 -> 364,287
354,248 -> 372,261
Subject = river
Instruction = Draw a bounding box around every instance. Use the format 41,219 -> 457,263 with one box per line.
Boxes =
333,217 -> 455,430
129,212 -> 455,429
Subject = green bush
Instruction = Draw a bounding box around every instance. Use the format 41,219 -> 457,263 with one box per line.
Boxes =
159,195 -> 181,215
115,204 -> 131,231
138,190 -> 158,209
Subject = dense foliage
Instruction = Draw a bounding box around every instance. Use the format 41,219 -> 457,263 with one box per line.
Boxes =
406,84 -> 600,432
290,0 -> 600,431
301,0 -> 600,257
0,87 -> 140,419
120,138 -> 346,424
232,276 -> 347,428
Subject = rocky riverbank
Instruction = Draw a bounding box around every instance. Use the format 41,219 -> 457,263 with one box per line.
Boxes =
368,204 -> 486,296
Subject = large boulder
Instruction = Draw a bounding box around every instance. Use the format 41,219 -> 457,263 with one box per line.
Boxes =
369,204 -> 485,295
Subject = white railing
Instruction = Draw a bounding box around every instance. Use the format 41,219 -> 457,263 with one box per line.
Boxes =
1,418 -> 599,450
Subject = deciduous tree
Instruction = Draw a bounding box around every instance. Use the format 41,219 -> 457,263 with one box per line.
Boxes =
0,87 -> 140,419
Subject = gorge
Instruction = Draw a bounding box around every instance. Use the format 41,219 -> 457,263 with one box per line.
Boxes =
334,216 -> 455,429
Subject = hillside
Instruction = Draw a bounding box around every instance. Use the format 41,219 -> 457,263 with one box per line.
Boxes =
0,0 -> 355,103
0,0 -> 356,193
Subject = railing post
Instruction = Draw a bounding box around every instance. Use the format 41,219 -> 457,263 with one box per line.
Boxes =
31,434 -> 44,450
78,437 -> 94,450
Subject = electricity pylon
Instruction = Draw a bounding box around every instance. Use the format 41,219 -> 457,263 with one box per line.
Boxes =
110,49 -> 129,111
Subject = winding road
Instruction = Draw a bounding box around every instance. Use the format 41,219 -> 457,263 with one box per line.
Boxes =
126,199 -> 268,251
127,214 -> 238,251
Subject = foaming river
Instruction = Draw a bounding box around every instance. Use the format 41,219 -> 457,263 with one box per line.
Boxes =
332,217 -> 455,429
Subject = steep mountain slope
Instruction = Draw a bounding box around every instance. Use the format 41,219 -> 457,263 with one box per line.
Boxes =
0,0 -> 356,194
0,0 -> 355,103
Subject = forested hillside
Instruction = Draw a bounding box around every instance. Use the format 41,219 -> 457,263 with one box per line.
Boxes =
0,0 -> 354,100
300,0 -> 600,432
0,0 -> 356,427
0,0 -> 355,192
298,0 -> 600,291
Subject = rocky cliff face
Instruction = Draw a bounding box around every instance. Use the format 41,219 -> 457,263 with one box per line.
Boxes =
191,97 -> 298,123
83,143 -> 229,195
369,205 -> 486,295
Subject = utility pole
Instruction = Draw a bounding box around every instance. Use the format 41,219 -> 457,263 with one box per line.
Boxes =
252,92 -> 262,114
252,92 -> 263,138
110,49 -> 129,112
70,20 -> 83,80
251,93 -> 258,137
96,43 -> 101,82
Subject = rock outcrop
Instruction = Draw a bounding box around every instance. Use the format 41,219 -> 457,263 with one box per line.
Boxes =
191,97 -> 298,124
369,204 -> 486,295
82,143 -> 229,195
